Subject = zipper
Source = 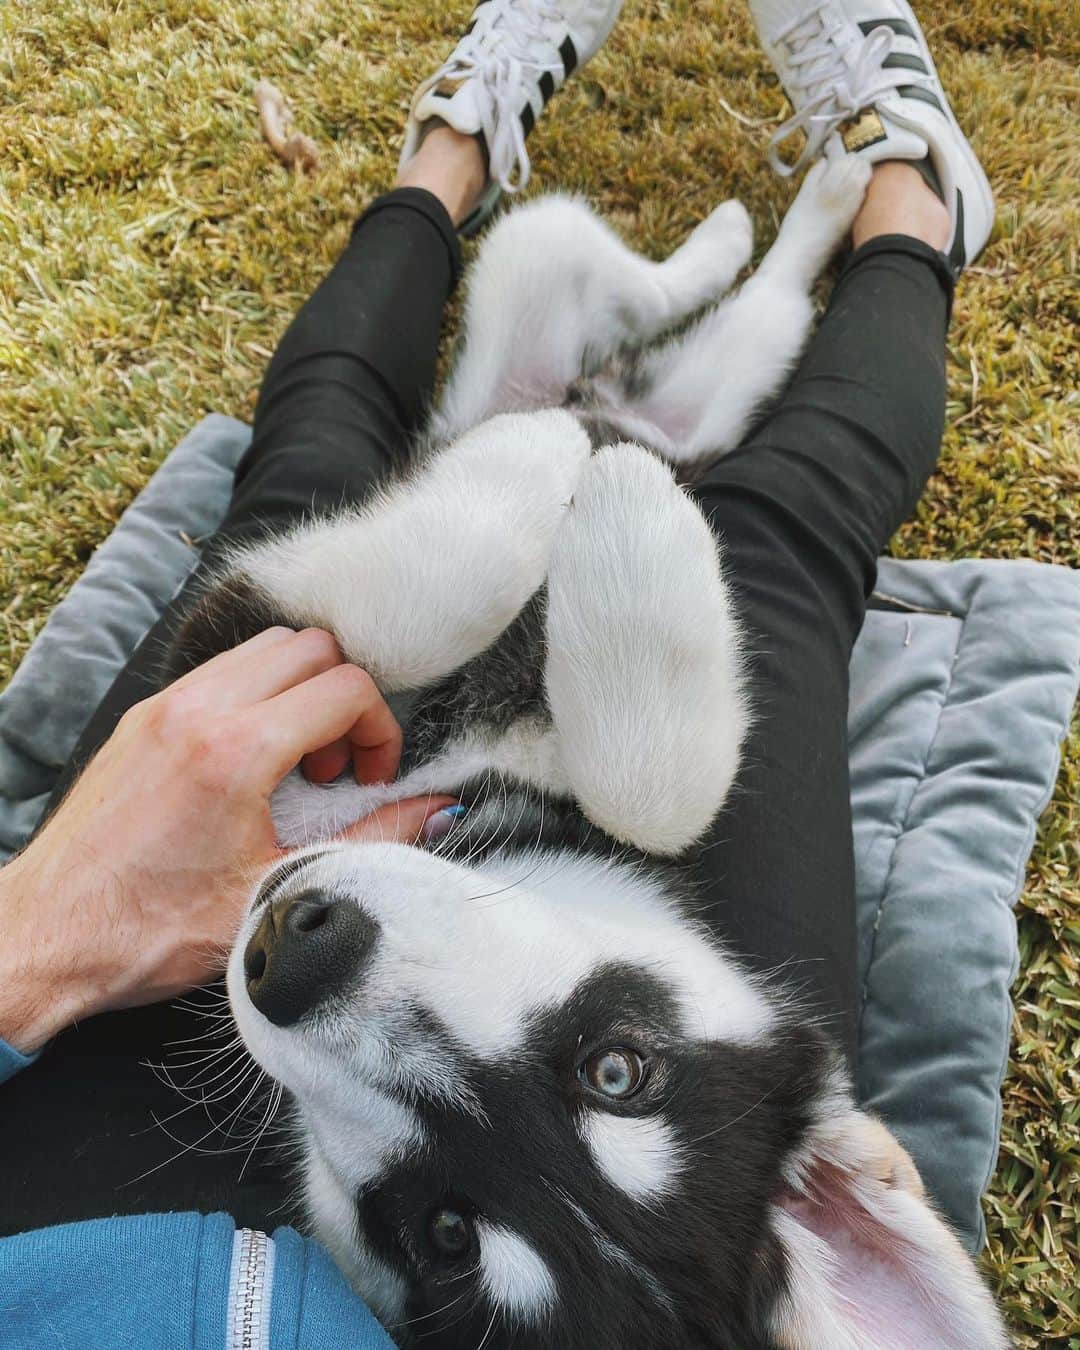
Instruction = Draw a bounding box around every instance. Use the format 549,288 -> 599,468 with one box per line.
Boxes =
226,1227 -> 276,1350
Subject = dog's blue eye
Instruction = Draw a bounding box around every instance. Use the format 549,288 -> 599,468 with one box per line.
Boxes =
428,1206 -> 472,1258
580,1048 -> 645,1098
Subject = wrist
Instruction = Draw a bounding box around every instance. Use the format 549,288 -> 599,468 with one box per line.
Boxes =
0,850 -> 122,1053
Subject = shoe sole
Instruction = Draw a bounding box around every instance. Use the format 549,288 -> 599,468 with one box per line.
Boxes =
587,0 -> 627,63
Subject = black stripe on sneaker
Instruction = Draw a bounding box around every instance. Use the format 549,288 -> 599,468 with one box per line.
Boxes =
883,52 -> 930,73
521,102 -> 536,137
559,35 -> 578,76
899,83 -> 944,114
948,189 -> 966,273
858,17 -> 916,38
538,71 -> 556,105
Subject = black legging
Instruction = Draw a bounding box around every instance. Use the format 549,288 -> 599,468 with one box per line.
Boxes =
1,188 -> 953,1237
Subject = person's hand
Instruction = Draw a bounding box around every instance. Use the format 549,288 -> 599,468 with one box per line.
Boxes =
0,628 -> 454,1054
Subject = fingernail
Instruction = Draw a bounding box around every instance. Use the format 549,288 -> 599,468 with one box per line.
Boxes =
421,803 -> 467,843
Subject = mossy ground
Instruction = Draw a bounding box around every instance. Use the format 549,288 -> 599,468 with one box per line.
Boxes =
1,1 -> 1076,1341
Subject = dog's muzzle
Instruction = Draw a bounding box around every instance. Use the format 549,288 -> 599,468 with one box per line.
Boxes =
243,890 -> 378,1027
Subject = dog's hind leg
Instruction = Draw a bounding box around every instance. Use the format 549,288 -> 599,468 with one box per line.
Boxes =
595,157 -> 872,461
432,194 -> 755,441
544,444 -> 748,856
175,409 -> 590,691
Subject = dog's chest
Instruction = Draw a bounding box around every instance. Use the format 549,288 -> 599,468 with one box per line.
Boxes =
395,590 -> 551,774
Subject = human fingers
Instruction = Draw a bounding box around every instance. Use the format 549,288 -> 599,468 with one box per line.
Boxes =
245,664 -> 402,787
301,738 -> 351,785
337,795 -> 460,845
168,626 -> 295,692
178,628 -> 348,710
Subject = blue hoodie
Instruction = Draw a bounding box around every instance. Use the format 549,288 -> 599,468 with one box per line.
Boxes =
0,1042 -> 397,1349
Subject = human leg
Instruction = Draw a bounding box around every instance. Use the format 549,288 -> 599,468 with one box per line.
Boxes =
49,0 -> 631,788
682,0 -> 991,1059
688,164 -> 956,1060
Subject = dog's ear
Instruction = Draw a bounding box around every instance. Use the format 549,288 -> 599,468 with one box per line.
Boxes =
761,1106 -> 1008,1350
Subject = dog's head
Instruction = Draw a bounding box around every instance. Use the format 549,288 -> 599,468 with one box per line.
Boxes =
228,842 -> 1005,1350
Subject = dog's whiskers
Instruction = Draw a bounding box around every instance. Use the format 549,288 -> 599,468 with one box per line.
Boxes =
474,1304 -> 500,1350
152,1042 -> 253,1104
123,1066 -> 270,1186
238,1080 -> 285,1181
389,1264 -> 481,1331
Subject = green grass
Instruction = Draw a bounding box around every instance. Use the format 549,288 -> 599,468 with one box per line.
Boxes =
1,0 -> 1077,1340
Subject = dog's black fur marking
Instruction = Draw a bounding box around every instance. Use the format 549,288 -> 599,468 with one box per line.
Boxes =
163,571 -> 282,680
432,777 -> 611,864
353,962 -> 828,1349
401,591 -> 551,773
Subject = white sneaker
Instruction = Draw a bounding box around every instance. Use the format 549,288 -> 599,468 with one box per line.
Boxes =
399,0 -> 624,235
748,0 -> 994,272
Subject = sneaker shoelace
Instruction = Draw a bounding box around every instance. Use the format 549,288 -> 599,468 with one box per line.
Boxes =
768,10 -> 927,175
438,0 -> 565,192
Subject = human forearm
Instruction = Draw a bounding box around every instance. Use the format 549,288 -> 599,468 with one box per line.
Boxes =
0,851 -> 121,1054
0,632 -> 453,1058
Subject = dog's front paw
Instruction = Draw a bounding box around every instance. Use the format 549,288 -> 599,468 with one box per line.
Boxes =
692,198 -> 754,270
668,199 -> 754,306
770,154 -> 872,285
813,154 -> 873,216
796,155 -> 872,232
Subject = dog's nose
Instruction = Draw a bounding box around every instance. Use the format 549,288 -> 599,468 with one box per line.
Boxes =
243,889 -> 378,1027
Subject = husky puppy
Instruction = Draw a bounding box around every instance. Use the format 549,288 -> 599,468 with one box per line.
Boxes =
173,157 -> 1007,1348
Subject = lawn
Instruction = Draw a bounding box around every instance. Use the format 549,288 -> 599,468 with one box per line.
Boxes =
1,0 -> 1077,1340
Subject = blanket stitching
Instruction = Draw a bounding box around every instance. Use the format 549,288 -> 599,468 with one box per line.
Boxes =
855,614 -> 964,1058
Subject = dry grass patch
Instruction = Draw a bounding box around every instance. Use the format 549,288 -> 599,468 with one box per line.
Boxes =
1,0 -> 1077,1340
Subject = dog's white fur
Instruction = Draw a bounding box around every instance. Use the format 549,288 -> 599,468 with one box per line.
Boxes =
545,444 -> 746,853
216,158 -> 1008,1347
257,158 -> 874,854
580,1109 -> 686,1203
475,1223 -> 559,1322
430,195 -> 756,444
243,408 -> 590,692
232,844 -> 778,1083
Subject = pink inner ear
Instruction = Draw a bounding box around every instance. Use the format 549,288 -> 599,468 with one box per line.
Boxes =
778,1171 -> 956,1350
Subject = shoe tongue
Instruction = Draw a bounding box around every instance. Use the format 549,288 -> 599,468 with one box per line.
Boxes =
414,75 -> 487,138
836,106 -> 927,162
